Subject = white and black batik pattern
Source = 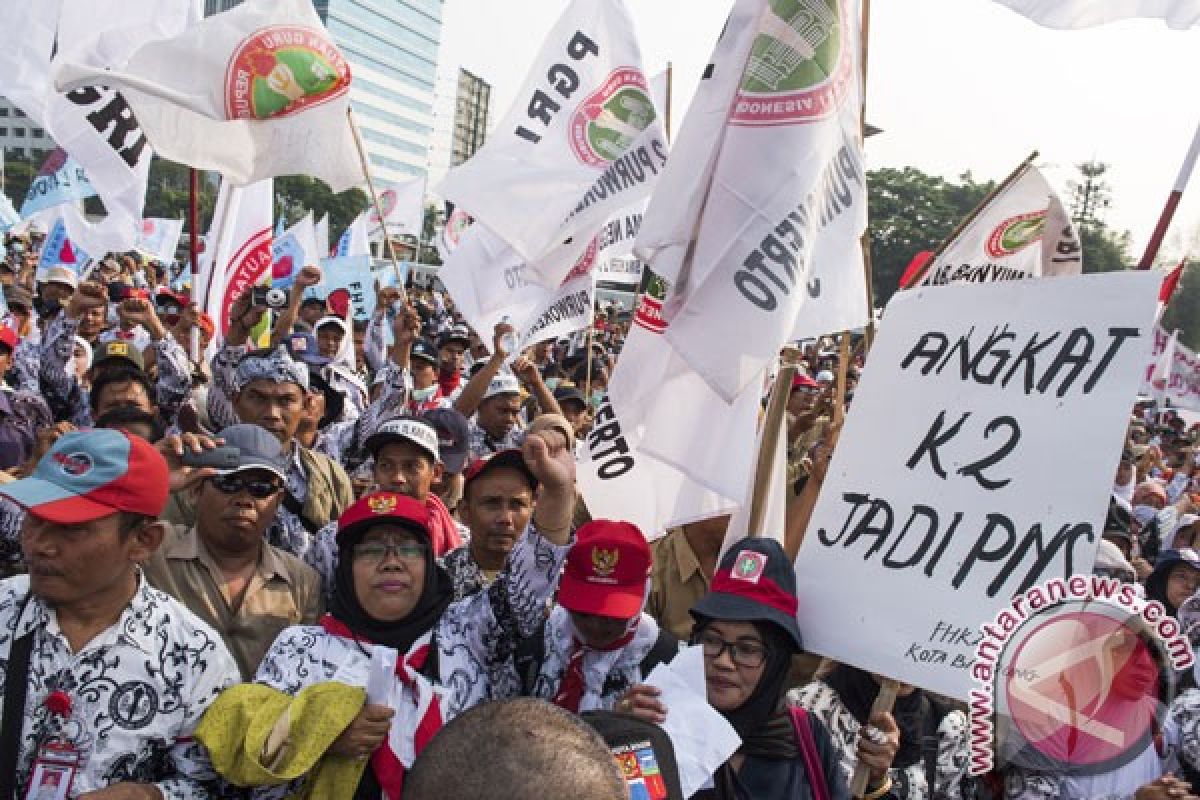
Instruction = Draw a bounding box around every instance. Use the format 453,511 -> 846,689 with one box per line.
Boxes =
0,574 -> 239,798
0,497 -> 25,574
789,681 -> 970,800
440,546 -> 489,601
466,419 -> 523,461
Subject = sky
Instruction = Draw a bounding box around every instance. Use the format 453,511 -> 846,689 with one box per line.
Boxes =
434,0 -> 1200,265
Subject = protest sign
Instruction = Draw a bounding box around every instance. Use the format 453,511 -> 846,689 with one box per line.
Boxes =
794,270 -> 1160,700
317,256 -> 399,320
37,216 -> 87,274
0,194 -> 20,234
1142,325 -> 1200,411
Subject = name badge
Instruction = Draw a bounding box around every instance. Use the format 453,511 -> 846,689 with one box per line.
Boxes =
24,742 -> 81,800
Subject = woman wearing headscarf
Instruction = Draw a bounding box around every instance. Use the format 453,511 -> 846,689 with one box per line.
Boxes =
197,433 -> 577,799
1146,548 -> 1200,619
619,539 -> 900,800
789,666 -> 969,799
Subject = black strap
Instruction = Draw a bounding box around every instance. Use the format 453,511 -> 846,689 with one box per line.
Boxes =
281,492 -> 320,536
0,596 -> 35,800
637,630 -> 680,675
515,619 -> 548,696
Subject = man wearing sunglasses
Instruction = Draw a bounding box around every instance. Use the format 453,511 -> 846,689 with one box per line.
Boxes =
145,423 -> 322,680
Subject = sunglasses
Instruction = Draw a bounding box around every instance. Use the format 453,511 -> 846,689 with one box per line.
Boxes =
209,474 -> 282,498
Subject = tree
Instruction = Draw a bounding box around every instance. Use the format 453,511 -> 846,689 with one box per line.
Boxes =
1162,259 -> 1200,350
866,167 -> 994,306
274,175 -> 367,235
1068,160 -> 1112,233
2,154 -> 39,210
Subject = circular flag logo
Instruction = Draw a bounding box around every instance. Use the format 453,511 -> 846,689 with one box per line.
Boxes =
225,25 -> 351,121
993,602 -> 1166,775
985,211 -> 1047,258
444,209 -> 471,249
54,451 -> 94,477
731,0 -> 855,127
569,68 -> 656,167
370,189 -> 399,225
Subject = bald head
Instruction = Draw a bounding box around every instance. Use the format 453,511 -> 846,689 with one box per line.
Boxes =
403,699 -> 627,800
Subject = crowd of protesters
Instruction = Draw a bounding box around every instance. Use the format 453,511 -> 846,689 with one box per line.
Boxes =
1,227 -> 1200,800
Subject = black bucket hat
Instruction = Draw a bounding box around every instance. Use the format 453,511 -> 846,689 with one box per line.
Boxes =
690,538 -> 803,651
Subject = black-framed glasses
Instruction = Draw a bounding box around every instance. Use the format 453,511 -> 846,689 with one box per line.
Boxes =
209,474 -> 282,499
352,538 -> 427,565
694,629 -> 769,669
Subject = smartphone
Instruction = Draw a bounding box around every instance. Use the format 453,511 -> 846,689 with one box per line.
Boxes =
181,446 -> 242,470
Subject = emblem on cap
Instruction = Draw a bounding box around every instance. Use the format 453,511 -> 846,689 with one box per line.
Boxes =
732,551 -> 767,584
368,495 -> 397,515
591,547 -> 619,578
290,335 -> 307,352
108,342 -> 129,356
54,451 -> 93,477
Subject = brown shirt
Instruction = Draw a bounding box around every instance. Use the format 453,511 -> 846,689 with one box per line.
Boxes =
647,528 -> 711,642
144,524 -> 323,680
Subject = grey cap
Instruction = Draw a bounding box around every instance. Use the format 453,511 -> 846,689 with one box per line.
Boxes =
216,424 -> 288,480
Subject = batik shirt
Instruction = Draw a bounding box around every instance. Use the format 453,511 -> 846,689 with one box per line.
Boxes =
0,497 -> 24,574
10,339 -> 41,394
466,419 -> 523,461
0,573 -> 239,798
39,316 -> 192,428
258,524 -> 569,739
788,681 -> 970,800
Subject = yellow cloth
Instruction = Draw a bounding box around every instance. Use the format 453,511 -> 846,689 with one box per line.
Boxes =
195,682 -> 367,800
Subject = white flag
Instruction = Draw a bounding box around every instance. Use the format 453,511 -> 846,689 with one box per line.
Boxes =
436,206 -> 472,264
336,212 -> 371,258
368,176 -> 425,241
635,0 -> 868,402
918,164 -> 1083,287
0,0 -> 198,253
316,214 -> 330,258
135,218 -> 185,264
993,0 -> 1200,28
719,415 -> 788,562
54,0 -> 363,192
436,0 -> 667,288
195,177 -> 273,353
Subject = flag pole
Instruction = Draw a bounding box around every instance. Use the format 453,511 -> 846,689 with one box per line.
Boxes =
1138,117 -> 1200,270
584,322 -> 596,402
188,169 -> 200,277
905,150 -> 1039,288
747,347 -> 801,537
347,108 -> 407,291
664,61 -> 673,144
858,0 -> 877,351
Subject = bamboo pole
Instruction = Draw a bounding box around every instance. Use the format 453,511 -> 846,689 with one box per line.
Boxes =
1138,117 -> 1200,270
849,679 -> 901,796
347,108 -> 408,293
904,151 -> 1039,288
664,61 -> 673,144
747,348 -> 802,537
858,0 -> 876,352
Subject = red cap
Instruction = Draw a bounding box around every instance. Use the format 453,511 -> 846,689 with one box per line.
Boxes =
791,373 -> 819,391
337,491 -> 430,544
196,313 -> 216,339
0,325 -> 16,352
558,520 -> 651,619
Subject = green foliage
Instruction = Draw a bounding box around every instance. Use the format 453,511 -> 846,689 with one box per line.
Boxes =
1079,226 -> 1132,274
1162,259 -> 1200,350
866,167 -> 994,306
274,174 -> 367,234
2,154 -> 38,210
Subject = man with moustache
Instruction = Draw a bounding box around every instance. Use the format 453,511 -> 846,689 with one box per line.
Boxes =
145,424 -> 322,680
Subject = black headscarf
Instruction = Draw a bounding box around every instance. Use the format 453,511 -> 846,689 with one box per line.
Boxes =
328,519 -> 454,654
824,664 -> 931,770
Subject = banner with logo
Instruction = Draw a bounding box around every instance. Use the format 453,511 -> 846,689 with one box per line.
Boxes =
134,217 -> 184,264
916,165 -> 1082,288
316,255 -> 398,321
993,0 -> 1200,28
793,271 -> 1160,700
54,0 -> 363,192
634,0 -> 868,403
368,176 -> 425,240
20,148 -> 96,218
1141,325 -> 1200,411
195,177 -> 273,346
37,216 -> 87,274
435,206 -> 472,263
0,194 -> 20,234
2,0 -> 199,254
271,211 -> 320,289
436,0 -> 668,289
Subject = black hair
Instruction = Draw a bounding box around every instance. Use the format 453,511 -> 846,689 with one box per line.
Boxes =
95,406 -> 165,442
403,699 -> 625,800
89,367 -> 155,414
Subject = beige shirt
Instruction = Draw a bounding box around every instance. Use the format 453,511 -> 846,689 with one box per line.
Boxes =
144,524 -> 323,680
647,528 -> 711,642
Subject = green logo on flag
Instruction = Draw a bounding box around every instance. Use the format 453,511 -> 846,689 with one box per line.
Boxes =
227,26 -> 352,121
570,68 -> 656,168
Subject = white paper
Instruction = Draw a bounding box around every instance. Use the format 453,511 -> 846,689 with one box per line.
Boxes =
365,644 -> 397,706
644,645 -> 740,798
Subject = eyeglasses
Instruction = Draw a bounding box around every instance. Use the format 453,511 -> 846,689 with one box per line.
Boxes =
209,475 -> 282,499
352,538 -> 427,565
694,629 -> 769,669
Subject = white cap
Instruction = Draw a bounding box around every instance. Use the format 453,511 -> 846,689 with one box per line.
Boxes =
365,418 -> 440,462
484,373 -> 521,400
815,369 -> 834,384
43,266 -> 79,289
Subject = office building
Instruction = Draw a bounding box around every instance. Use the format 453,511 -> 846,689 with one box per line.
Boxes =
450,68 -> 490,166
0,98 -> 56,163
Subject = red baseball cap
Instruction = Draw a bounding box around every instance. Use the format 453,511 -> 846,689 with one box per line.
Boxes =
558,520 -> 652,619
0,325 -> 16,352
791,373 -> 819,391
0,429 -> 168,524
337,491 -> 430,544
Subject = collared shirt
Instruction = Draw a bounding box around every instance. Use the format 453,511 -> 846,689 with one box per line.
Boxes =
466,418 -> 523,461
646,528 -> 711,642
0,573 -> 239,798
440,544 -> 490,601
269,445 -> 312,557
143,524 -> 323,680
0,496 -> 23,575
0,388 -> 49,471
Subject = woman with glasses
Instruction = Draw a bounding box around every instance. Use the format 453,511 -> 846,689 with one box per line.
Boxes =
199,433 -> 577,799
619,538 -> 900,800
1145,548 -> 1200,618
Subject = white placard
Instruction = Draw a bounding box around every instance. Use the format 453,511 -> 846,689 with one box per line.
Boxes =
794,271 -> 1160,700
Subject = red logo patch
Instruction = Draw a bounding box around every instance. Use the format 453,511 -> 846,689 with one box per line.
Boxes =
224,25 -> 351,121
